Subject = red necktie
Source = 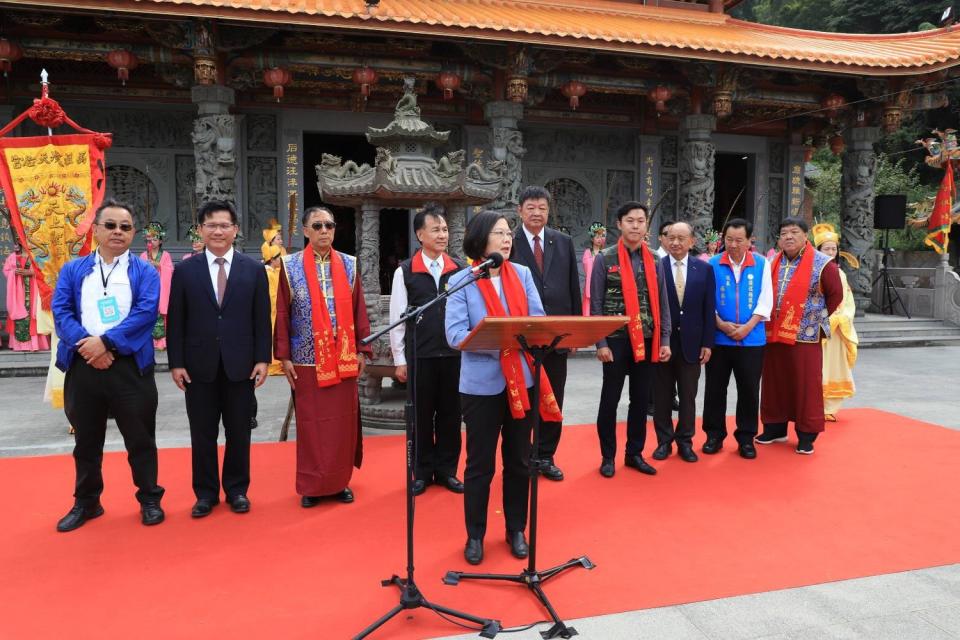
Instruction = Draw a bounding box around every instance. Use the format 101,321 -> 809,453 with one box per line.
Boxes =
533,235 -> 544,273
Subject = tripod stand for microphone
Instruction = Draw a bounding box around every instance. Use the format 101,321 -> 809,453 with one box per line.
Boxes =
442,316 -> 624,640
353,269 -> 500,640
872,229 -> 910,318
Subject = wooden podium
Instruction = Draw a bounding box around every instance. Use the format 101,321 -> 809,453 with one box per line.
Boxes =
446,315 -> 627,640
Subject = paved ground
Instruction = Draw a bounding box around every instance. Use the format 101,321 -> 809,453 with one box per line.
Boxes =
2,346 -> 959,639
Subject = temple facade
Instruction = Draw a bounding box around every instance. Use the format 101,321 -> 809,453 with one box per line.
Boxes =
1,0 -> 959,320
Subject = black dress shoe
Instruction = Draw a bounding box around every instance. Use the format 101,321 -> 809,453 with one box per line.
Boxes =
228,494 -> 250,514
435,475 -> 465,494
56,502 -> 104,532
191,498 -> 218,518
506,531 -> 529,559
624,455 -> 657,475
652,443 -> 672,460
702,436 -> 724,454
739,442 -> 757,459
540,460 -> 564,481
465,538 -> 484,565
335,487 -> 354,503
599,458 -> 615,478
140,502 -> 165,526
301,495 -> 323,508
677,445 -> 699,463
412,479 -> 427,496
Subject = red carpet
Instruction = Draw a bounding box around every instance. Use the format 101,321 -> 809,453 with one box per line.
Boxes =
3,408 -> 959,639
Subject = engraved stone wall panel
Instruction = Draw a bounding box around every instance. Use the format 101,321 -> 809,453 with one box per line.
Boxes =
105,165 -> 161,231
660,172 -> 678,219
767,177 -> 784,248
769,142 -> 786,175
246,157 -> 279,239
605,169 -> 635,227
543,177 -> 593,249
175,155 -> 197,241
523,128 -> 634,166
661,135 -> 678,169
65,108 -> 194,149
246,114 -> 277,152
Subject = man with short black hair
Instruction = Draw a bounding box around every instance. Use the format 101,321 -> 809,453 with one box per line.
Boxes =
389,204 -> 466,496
509,185 -> 581,481
591,202 -> 671,478
52,199 -> 165,532
167,200 -> 272,517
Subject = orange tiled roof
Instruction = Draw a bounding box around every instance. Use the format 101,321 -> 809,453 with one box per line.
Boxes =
13,0 -> 960,75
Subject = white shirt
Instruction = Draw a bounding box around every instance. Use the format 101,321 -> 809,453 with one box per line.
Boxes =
388,252 -> 446,366
522,224 -> 548,256
656,246 -> 668,259
722,251 -> 774,322
205,247 -> 234,298
80,250 -> 132,337
670,254 -> 689,287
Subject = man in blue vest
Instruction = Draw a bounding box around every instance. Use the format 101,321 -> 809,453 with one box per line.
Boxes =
702,218 -> 773,459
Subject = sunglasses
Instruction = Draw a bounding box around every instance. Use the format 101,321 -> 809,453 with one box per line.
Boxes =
99,221 -> 134,232
311,221 -> 337,231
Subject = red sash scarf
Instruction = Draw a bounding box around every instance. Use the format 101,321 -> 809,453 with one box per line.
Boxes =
303,245 -> 358,387
617,239 -> 661,362
767,241 -> 815,345
476,261 -> 563,422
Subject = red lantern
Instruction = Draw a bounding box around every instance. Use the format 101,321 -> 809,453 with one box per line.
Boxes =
0,38 -> 23,77
561,80 -> 587,110
648,85 -> 672,113
352,66 -> 378,98
106,49 -> 139,86
822,93 -> 845,118
436,71 -> 461,101
829,134 -> 845,156
263,67 -> 292,102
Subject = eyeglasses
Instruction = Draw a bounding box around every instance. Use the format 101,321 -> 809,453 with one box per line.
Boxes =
488,230 -> 512,238
98,221 -> 133,232
311,221 -> 337,231
201,222 -> 236,231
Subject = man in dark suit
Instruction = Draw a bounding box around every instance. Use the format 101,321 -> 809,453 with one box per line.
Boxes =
509,185 -> 581,481
652,221 -> 715,463
167,200 -> 272,517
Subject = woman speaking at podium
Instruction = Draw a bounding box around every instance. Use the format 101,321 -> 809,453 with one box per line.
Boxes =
445,210 -> 561,566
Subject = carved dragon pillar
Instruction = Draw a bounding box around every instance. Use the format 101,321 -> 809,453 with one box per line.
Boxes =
678,114 -> 717,251
191,85 -> 239,207
446,203 -> 467,262
841,126 -> 880,316
485,101 -> 525,220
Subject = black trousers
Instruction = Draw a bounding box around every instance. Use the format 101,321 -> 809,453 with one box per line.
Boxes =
64,356 -> 163,507
653,335 -> 702,448
702,345 -> 764,444
538,350 -> 567,461
461,390 -> 533,540
185,360 -> 254,501
596,336 -> 654,459
413,356 -> 462,481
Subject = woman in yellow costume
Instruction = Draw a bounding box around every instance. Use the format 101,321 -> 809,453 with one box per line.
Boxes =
812,223 -> 859,421
261,219 -> 286,375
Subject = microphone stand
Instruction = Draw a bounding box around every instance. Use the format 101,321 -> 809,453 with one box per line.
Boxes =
353,266 -> 501,639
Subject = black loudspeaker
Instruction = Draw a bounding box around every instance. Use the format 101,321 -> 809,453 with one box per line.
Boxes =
874,195 -> 907,230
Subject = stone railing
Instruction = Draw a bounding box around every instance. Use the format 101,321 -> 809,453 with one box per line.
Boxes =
870,255 -> 960,326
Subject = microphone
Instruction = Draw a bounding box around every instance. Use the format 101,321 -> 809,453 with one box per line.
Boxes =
469,252 -> 505,276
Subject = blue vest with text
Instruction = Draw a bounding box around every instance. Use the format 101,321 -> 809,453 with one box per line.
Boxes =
710,251 -> 767,347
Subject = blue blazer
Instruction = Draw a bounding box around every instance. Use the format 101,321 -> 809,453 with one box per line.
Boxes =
660,255 -> 716,364
445,262 -> 545,396
52,252 -> 160,374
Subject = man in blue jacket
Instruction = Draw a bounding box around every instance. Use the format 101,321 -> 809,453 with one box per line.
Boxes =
52,199 -> 164,532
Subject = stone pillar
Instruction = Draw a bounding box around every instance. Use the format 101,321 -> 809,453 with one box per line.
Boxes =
485,101 -> 525,219
358,200 -> 382,322
191,85 -> 239,207
678,114 -> 716,251
446,202 -> 467,262
840,126 -> 880,316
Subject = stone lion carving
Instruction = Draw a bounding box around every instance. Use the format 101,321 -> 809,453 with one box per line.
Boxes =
317,153 -> 372,180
